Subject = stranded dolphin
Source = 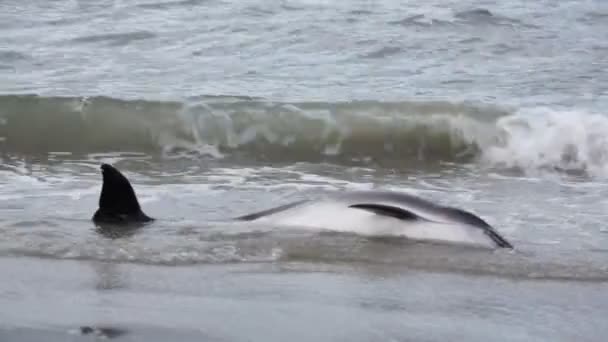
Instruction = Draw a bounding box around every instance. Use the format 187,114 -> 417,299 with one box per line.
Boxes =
92,163 -> 513,249
235,191 -> 513,249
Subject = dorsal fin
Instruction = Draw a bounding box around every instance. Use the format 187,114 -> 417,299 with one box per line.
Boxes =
349,203 -> 421,221
98,164 -> 141,213
93,164 -> 153,224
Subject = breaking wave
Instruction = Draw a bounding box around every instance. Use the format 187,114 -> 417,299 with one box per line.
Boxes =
1,94 -> 608,176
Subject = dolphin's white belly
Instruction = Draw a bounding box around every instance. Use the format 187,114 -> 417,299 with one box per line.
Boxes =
252,199 -> 496,248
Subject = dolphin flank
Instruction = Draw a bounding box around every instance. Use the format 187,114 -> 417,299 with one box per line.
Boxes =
235,190 -> 513,249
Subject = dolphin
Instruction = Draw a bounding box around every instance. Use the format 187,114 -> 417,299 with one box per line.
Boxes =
235,191 -> 513,249
92,163 -> 513,249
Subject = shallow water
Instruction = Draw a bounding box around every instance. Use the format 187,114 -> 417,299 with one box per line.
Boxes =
1,258 -> 607,342
1,0 -> 608,341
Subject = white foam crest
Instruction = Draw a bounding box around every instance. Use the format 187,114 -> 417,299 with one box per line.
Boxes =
481,108 -> 608,177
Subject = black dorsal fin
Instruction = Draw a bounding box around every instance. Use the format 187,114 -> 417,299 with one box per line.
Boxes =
349,203 -> 421,221
93,164 -> 153,224
98,164 -> 141,213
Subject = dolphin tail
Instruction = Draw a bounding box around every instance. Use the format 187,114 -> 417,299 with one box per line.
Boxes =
483,227 -> 513,249
92,164 -> 154,224
442,207 -> 513,249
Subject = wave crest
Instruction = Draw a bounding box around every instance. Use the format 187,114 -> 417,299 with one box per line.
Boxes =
2,94 -> 608,177
0,94 -> 503,162
481,108 -> 608,177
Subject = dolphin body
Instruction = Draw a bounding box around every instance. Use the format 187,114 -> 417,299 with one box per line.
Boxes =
92,164 -> 513,249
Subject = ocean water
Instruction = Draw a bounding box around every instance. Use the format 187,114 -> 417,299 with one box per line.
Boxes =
1,0 -> 608,341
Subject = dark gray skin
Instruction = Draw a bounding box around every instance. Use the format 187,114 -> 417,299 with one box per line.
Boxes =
92,164 -> 154,225
92,164 -> 513,249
